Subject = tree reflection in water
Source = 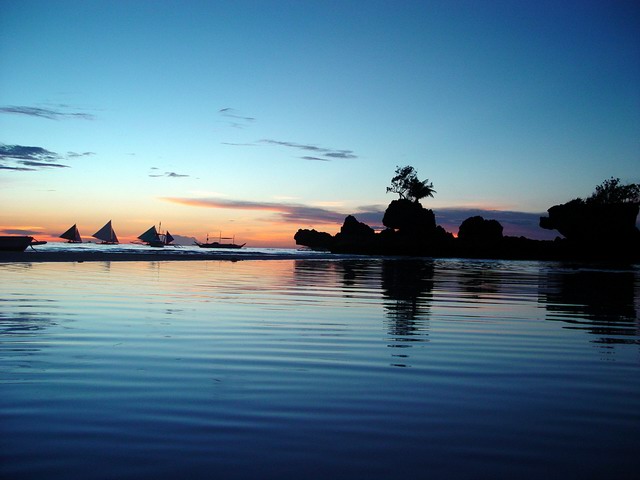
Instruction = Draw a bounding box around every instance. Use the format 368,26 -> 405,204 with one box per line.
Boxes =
381,260 -> 433,367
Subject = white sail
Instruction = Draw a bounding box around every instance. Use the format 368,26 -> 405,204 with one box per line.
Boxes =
138,226 -> 160,243
93,220 -> 119,244
60,224 -> 82,243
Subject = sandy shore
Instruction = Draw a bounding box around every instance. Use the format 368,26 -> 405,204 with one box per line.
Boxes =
0,250 -> 351,263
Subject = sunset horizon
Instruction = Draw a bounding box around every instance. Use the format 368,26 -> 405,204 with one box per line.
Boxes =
2,1 -> 638,249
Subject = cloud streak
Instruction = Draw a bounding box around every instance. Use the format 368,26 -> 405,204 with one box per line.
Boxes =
0,144 -> 69,170
219,107 -> 255,128
162,197 -> 557,239
0,105 -> 95,120
0,144 -> 95,171
1,228 -> 43,235
149,170 -> 190,178
260,139 -> 357,161
435,208 -> 557,240
223,138 -> 358,162
163,197 -> 346,224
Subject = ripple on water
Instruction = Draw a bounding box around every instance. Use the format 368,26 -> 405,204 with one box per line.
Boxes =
1,259 -> 639,479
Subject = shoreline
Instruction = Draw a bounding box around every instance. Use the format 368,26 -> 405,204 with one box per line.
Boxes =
0,249 -> 637,266
0,250 -> 360,263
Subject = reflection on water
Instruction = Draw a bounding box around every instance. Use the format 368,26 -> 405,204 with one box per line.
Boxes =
541,266 -> 639,346
1,259 -> 639,480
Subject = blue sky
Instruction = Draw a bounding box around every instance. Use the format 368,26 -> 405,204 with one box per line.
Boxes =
1,0 -> 638,245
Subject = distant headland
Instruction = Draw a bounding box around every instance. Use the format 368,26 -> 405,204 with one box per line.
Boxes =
295,167 -> 640,262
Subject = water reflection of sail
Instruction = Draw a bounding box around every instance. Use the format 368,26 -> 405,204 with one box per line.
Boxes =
541,268 -> 639,346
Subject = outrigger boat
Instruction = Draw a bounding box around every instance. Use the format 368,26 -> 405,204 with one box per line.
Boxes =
59,224 -> 82,243
92,220 -> 119,244
137,224 -> 175,248
195,233 -> 245,249
0,236 -> 47,252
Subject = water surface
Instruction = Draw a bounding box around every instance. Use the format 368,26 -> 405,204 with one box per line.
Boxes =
1,259 -> 638,479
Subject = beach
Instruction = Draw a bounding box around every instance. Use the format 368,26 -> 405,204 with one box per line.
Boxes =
0,243 -> 352,263
0,250 -> 337,263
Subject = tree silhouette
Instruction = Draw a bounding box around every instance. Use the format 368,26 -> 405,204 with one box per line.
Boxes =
587,177 -> 640,205
386,165 -> 435,203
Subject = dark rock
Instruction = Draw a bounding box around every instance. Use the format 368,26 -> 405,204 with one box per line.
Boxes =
339,215 -> 375,237
294,229 -> 334,251
458,216 -> 503,243
540,200 -> 639,260
540,200 -> 639,243
333,215 -> 377,253
382,199 -> 436,234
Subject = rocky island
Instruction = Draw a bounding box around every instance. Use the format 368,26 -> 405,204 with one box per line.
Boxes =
295,168 -> 640,262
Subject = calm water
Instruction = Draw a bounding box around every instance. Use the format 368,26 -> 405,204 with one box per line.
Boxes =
1,259 -> 638,479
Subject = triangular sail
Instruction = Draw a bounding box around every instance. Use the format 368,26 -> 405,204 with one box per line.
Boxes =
60,224 -> 82,242
164,231 -> 175,245
93,220 -> 119,243
138,226 -> 160,243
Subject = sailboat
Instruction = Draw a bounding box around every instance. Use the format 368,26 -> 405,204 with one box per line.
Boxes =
137,224 -> 175,247
92,220 -> 119,244
195,232 -> 245,249
59,224 -> 82,243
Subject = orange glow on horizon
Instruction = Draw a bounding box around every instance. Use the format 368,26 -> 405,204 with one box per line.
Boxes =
0,220 -> 344,249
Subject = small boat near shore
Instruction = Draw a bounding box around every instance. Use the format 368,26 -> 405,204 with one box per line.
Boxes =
92,220 -> 119,244
0,236 -> 47,252
195,233 -> 245,249
60,224 -> 82,243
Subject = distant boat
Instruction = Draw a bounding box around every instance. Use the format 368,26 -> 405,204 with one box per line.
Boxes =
59,224 -> 82,243
92,220 -> 119,244
138,225 -> 175,248
195,233 -> 245,249
0,236 -> 47,252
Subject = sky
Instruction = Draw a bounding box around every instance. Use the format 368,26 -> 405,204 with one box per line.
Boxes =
1,0 -> 638,247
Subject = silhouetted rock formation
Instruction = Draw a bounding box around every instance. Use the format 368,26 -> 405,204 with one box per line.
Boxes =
383,199 -> 436,234
540,200 -> 639,241
455,216 -> 505,258
294,197 -> 639,261
458,216 -> 503,243
293,229 -> 333,251
333,215 -> 377,253
295,201 -> 454,256
540,200 -> 639,259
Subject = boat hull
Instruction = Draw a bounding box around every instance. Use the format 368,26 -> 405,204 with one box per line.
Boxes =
0,236 -> 47,252
195,242 -> 246,249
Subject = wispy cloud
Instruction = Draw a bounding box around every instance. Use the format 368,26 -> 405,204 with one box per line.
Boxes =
67,151 -> 95,158
260,139 -> 357,161
161,197 -> 555,239
0,144 -> 95,171
0,144 -> 69,170
149,170 -> 190,178
1,228 -> 43,235
224,138 -> 358,162
435,208 -> 557,240
0,105 -> 95,120
218,107 -> 255,128
162,197 -> 346,224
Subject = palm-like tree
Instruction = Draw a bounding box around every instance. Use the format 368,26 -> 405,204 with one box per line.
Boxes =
387,165 -> 436,202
